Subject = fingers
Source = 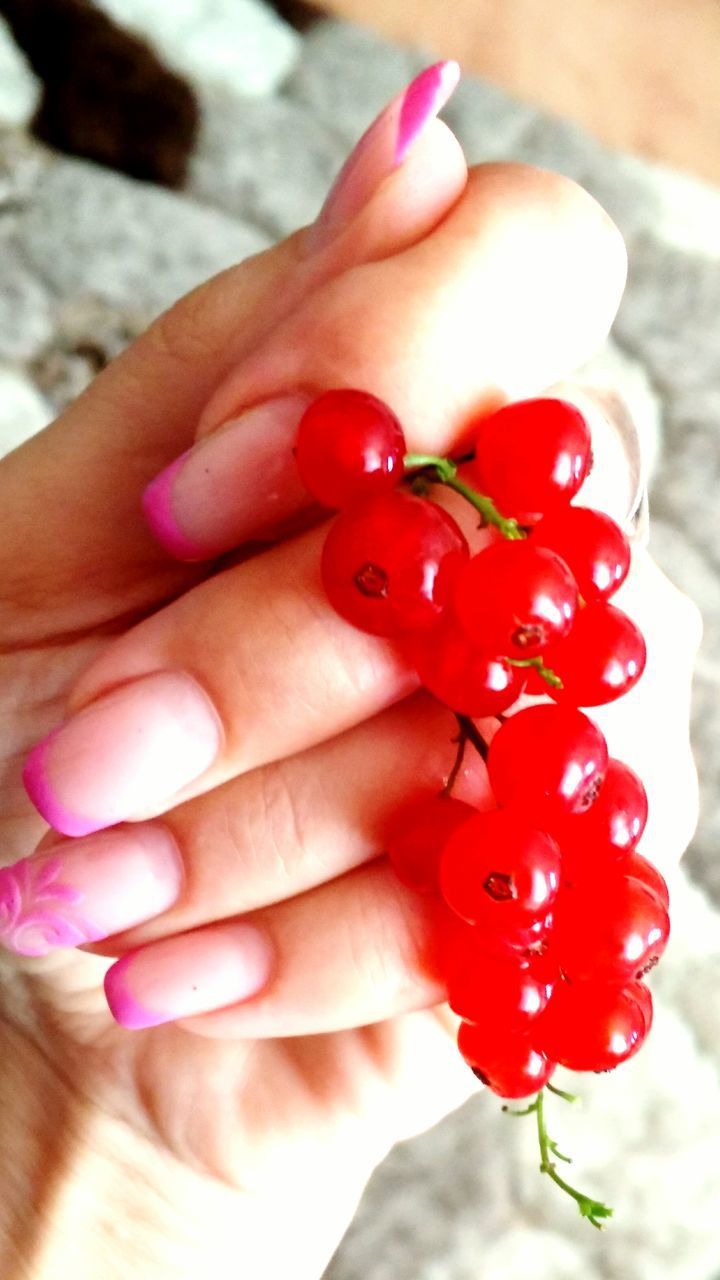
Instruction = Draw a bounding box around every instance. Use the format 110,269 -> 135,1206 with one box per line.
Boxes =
107,695 -> 489,952
103,858 -> 445,1037
142,164 -> 627,561
0,66 -> 466,637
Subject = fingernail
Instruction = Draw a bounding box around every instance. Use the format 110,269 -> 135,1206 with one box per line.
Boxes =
104,924 -> 273,1029
308,60 -> 460,253
0,827 -> 183,957
142,394 -> 312,561
23,672 -> 222,837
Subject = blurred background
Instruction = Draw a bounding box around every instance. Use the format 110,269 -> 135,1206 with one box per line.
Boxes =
0,1 -> 718,1277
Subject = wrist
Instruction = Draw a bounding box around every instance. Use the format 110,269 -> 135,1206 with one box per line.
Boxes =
0,1013 -> 367,1280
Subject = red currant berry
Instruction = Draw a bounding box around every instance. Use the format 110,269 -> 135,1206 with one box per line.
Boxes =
453,541 -> 578,657
457,1020 -> 556,1097
294,389 -> 406,508
549,758 -> 648,866
439,809 -> 562,928
543,602 -> 647,707
446,942 -> 556,1027
321,492 -> 468,637
406,614 -> 525,716
385,794 -> 477,894
469,398 -> 591,524
624,852 -> 670,911
626,979 -> 654,1035
487,705 -> 609,816
531,506 -> 631,601
539,979 -> 649,1072
553,876 -> 670,983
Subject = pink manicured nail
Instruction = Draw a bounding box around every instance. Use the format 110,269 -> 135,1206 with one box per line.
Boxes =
104,924 -> 273,1029
23,672 -> 222,837
0,827 -> 183,957
142,394 -> 312,561
309,60 -> 461,253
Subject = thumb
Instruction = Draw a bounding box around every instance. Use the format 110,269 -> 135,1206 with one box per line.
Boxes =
0,66 -> 466,645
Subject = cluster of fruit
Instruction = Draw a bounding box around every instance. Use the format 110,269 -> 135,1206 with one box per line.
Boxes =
294,388 -> 670,1223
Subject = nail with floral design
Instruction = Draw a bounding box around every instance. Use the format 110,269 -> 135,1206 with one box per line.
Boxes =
0,827 -> 183,957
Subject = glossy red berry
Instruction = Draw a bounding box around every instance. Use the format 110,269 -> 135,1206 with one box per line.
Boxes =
550,758 -> 648,867
543,602 -> 647,707
446,943 -> 556,1027
531,506 -> 631,601
540,978 -> 649,1072
457,1020 -> 556,1097
626,979 -> 654,1035
624,851 -> 670,910
406,614 -> 525,716
453,541 -> 578,658
553,876 -> 670,983
385,794 -> 477,894
470,397 -> 592,524
487,705 -> 609,817
439,809 -> 562,929
294,389 -> 406,508
321,492 -> 468,637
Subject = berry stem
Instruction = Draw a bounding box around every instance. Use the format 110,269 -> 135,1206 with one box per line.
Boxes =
403,454 -> 526,540
441,724 -> 468,798
454,713 -> 489,764
506,655 -> 564,691
504,1090 -> 613,1228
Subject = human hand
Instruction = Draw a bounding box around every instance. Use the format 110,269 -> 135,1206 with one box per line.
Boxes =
0,65 -> 700,1279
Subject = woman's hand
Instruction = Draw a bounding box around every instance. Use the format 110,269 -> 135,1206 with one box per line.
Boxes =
0,67 -> 700,1280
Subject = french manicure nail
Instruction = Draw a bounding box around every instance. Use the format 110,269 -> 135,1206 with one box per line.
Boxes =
104,924 -> 274,1029
309,60 -> 460,253
23,672 -> 222,837
0,827 -> 183,956
142,394 -> 312,561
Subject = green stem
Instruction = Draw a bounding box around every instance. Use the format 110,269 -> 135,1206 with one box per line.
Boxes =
546,1082 -> 580,1105
404,454 -> 526,541
506,655 -> 564,691
534,1091 -> 613,1229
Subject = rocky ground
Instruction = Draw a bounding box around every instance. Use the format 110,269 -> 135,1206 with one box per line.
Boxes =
1,5 -> 719,1277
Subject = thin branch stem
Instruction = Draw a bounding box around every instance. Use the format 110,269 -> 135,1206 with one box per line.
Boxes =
404,454 -> 526,540
441,726 -> 468,797
454,713 -> 489,763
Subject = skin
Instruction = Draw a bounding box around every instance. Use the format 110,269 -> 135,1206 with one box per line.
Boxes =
0,120 -> 701,1279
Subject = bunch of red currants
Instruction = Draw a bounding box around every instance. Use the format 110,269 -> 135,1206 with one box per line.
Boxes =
294,387 -> 670,1223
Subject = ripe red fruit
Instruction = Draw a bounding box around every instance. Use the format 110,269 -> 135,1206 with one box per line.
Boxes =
543,602 -> 647,707
453,541 -> 578,657
321,492 -> 468,636
539,978 -> 649,1072
294,389 -> 406,508
531,507 -> 631,601
487,705 -> 609,817
406,614 -> 525,716
626,979 -> 654,1035
439,809 -> 562,929
550,758 -> 648,867
553,876 -> 670,983
385,794 -> 477,894
457,1020 -> 556,1097
470,397 -> 592,524
624,851 -> 670,910
445,944 -> 556,1028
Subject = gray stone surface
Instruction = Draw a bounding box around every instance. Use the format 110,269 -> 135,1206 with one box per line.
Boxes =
0,6 -> 719,1278
96,0 -> 300,97
0,16 -> 39,128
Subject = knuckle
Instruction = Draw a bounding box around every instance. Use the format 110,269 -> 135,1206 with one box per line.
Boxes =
145,280 -> 225,370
